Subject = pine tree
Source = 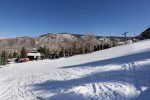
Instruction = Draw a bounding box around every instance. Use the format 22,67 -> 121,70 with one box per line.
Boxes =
37,46 -> 43,53
37,46 -> 49,59
8,53 -> 13,58
20,47 -> 27,58
13,52 -> 18,58
1,51 -> 7,65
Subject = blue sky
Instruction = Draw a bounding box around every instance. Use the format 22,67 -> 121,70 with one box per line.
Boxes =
0,0 -> 150,37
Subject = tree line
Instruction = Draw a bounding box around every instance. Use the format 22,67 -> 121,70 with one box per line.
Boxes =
0,35 -> 117,65
0,47 -> 27,65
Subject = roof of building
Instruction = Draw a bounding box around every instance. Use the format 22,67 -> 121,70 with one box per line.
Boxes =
27,52 -> 41,56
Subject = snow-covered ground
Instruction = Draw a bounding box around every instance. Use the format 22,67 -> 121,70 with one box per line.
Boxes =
0,40 -> 150,100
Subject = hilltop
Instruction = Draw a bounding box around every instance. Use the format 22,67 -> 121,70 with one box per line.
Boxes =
0,33 -> 125,54
138,27 -> 150,39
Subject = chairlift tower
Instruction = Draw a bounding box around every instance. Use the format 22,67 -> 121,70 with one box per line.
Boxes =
122,32 -> 128,43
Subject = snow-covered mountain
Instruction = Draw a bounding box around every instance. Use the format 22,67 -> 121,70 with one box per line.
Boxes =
0,33 -> 123,53
0,33 -> 84,53
0,39 -> 150,100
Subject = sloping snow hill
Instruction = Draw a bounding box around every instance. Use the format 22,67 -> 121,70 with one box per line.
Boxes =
0,40 -> 150,100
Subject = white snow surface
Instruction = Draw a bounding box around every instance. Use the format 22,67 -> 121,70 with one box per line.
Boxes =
0,40 -> 150,100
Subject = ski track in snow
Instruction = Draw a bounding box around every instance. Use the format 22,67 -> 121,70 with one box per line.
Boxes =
0,40 -> 150,100
0,64 -> 142,100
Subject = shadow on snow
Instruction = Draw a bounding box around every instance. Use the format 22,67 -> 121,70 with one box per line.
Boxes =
30,50 -> 150,99
62,50 -> 150,69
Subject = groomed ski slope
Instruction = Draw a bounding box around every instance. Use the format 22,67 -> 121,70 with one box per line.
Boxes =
0,40 -> 150,100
